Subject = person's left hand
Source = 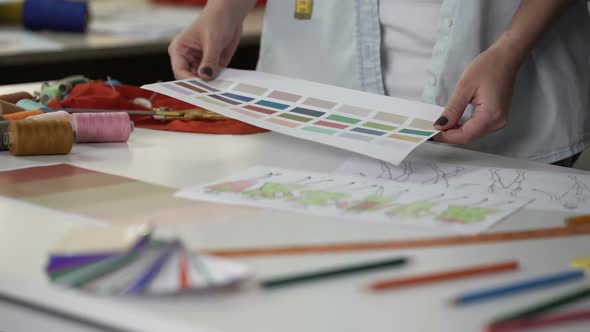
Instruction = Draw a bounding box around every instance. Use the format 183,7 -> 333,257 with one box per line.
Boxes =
432,45 -> 521,144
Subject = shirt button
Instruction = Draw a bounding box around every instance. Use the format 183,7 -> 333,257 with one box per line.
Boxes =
430,76 -> 437,86
445,17 -> 454,28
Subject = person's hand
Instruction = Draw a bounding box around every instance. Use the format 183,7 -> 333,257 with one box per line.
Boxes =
168,4 -> 244,80
433,44 -> 521,144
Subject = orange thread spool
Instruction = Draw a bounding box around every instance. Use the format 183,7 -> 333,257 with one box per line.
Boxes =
2,109 -> 44,121
9,120 -> 73,156
0,100 -> 26,115
0,92 -> 34,104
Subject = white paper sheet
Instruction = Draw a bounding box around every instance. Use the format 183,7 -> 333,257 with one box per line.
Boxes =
336,155 -> 590,213
142,69 -> 444,165
175,166 -> 532,234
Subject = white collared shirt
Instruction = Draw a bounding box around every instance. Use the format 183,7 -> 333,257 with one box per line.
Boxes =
258,0 -> 590,163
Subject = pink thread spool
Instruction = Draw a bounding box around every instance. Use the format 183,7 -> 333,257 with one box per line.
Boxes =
27,110 -> 71,122
71,113 -> 133,143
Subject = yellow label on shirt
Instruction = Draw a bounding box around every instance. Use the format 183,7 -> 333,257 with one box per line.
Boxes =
294,0 -> 313,20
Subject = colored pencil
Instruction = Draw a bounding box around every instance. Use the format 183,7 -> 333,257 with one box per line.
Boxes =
51,233 -> 151,287
565,214 -> 590,227
260,256 -> 408,288
179,249 -> 190,290
486,307 -> 590,332
204,222 -> 590,258
369,261 -> 519,291
47,252 -> 118,273
491,284 -> 590,324
571,256 -> 590,269
453,269 -> 586,305
124,241 -> 178,295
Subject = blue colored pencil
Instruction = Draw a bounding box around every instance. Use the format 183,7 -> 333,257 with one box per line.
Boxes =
47,252 -> 118,273
124,241 -> 179,295
453,269 -> 586,305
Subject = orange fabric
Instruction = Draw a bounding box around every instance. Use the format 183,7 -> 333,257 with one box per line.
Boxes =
48,81 -> 267,135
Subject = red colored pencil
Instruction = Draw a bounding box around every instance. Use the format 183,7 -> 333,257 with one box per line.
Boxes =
369,261 -> 519,291
179,250 -> 190,289
485,307 -> 590,332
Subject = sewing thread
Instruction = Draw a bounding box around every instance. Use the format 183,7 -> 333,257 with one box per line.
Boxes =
16,99 -> 53,113
0,100 -> 26,115
9,120 -> 73,156
71,113 -> 132,143
0,92 -> 34,104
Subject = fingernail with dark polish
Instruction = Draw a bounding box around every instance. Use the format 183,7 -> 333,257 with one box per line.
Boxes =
434,116 -> 448,127
200,67 -> 213,77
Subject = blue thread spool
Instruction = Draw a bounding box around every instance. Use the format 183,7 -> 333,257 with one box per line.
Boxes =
16,99 -> 53,113
105,79 -> 122,86
23,0 -> 89,33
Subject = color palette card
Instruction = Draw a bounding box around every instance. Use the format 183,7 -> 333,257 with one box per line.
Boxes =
175,166 -> 533,234
0,163 -> 254,225
142,69 -> 444,165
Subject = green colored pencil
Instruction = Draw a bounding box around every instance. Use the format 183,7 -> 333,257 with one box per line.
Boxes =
260,256 -> 408,288
492,284 -> 590,324
52,251 -> 141,288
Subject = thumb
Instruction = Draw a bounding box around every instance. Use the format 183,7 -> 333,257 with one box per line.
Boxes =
434,81 -> 474,130
198,38 -> 223,80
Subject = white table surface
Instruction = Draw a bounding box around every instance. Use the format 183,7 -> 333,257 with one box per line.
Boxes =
0,83 -> 589,332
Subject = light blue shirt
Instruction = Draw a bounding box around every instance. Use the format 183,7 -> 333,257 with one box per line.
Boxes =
258,0 -> 590,163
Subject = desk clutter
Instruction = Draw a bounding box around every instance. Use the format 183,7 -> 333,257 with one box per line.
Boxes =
1,69 -> 589,331
0,74 -> 267,156
0,76 -> 133,156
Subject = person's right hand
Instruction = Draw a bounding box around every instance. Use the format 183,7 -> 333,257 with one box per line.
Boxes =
168,4 -> 244,80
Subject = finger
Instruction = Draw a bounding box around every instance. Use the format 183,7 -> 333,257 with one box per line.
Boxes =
198,36 -> 224,80
434,80 -> 475,130
434,113 -> 491,144
170,53 -> 195,80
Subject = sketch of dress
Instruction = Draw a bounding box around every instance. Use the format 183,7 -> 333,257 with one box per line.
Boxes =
531,175 -> 590,210
376,160 -> 465,188
488,169 -> 525,197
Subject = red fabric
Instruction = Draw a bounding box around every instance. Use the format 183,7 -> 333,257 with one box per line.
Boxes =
150,0 -> 266,6
48,81 -> 267,135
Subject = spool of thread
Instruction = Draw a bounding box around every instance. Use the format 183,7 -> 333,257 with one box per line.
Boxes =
0,121 -> 10,151
27,110 -> 71,122
2,109 -> 44,121
9,120 -> 73,156
23,0 -> 89,33
0,92 -> 34,104
58,75 -> 88,93
71,113 -> 133,143
16,99 -> 53,113
58,82 -> 72,94
0,1 -> 23,25
105,79 -> 121,86
39,85 -> 63,105
0,100 -> 26,115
